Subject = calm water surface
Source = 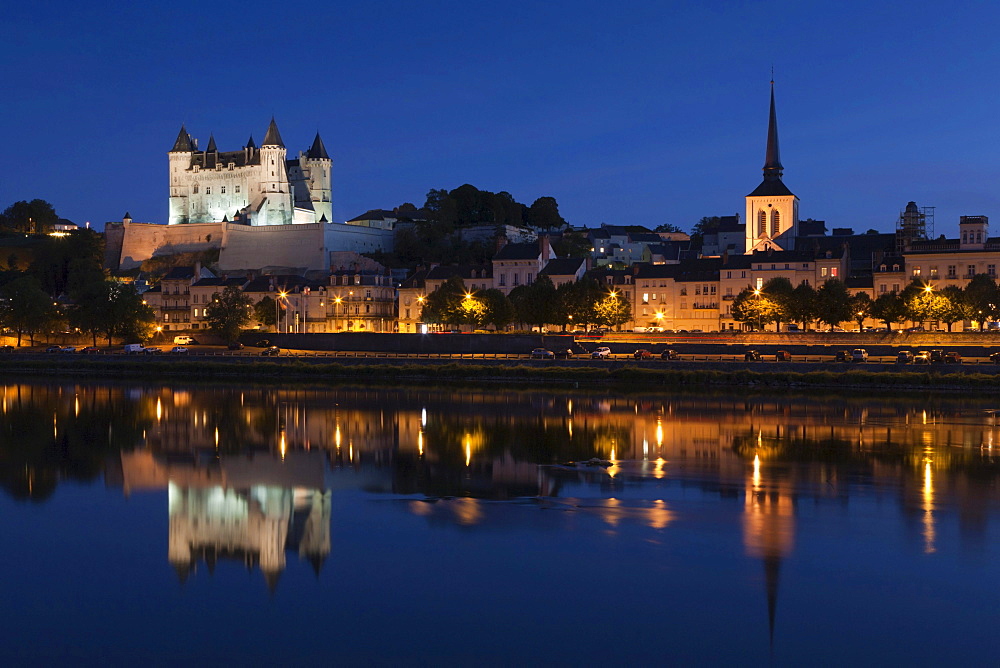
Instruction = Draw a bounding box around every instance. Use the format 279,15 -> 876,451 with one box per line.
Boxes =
2,381 -> 1000,665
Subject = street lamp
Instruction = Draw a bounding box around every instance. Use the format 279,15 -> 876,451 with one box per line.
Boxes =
752,288 -> 762,332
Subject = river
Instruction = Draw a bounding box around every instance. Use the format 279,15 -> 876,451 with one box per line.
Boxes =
1,380 -> 998,664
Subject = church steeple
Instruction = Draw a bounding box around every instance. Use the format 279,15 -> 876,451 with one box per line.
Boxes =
763,81 -> 783,180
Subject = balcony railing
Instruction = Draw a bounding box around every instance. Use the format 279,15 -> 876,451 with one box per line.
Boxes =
692,302 -> 718,310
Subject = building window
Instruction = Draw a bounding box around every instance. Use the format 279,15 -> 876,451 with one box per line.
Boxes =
757,210 -> 766,237
513,274 -> 519,286
831,268 -> 838,277
741,271 -> 746,279
642,293 -> 649,304
977,232 -> 983,243
221,186 -> 226,194
892,283 -> 900,292
726,271 -> 732,278
755,277 -> 763,290
968,265 -> 976,277
193,185 -> 199,194
821,267 -> 828,277
527,273 -> 533,284
205,187 -> 211,195
947,265 -> 956,278
499,275 -> 506,286
771,209 -> 780,236
912,266 -> 921,277
990,265 -> 997,278
679,287 -> 687,296
879,284 -> 887,293
235,185 -> 241,193
930,266 -> 938,278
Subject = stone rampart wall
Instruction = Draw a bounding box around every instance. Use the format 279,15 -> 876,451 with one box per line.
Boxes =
117,221 -> 223,270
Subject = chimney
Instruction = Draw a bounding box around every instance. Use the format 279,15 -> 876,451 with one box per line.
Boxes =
540,234 -> 550,262
495,236 -> 508,253
194,261 -> 202,278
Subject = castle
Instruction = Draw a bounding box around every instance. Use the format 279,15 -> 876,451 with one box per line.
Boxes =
105,120 -> 393,273
168,119 -> 333,227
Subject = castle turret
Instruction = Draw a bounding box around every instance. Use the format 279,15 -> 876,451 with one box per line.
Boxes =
296,132 -> 333,224
258,119 -> 293,225
168,125 -> 194,224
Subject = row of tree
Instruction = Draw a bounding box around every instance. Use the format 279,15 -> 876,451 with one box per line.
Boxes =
731,275 -> 1000,331
419,274 -> 631,331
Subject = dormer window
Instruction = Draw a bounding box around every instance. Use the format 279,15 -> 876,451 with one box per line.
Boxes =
228,163 -> 235,170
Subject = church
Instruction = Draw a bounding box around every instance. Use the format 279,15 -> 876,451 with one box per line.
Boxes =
168,119 -> 333,226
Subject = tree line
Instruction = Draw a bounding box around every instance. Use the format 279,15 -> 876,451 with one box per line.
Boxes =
419,274 -> 631,331
731,275 -> 1000,331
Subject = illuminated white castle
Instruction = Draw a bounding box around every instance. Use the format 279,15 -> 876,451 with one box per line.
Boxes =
168,119 -> 333,226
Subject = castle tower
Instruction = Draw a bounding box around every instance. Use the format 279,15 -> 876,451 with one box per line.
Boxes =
257,118 -> 293,225
745,82 -> 799,253
168,125 -> 194,225
303,133 -> 333,224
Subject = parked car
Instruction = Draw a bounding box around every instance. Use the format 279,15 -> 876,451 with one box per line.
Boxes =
834,350 -> 851,362
80,346 -> 101,354
0,345 -> 14,353
852,348 -> 868,362
227,342 -> 245,350
633,348 -> 653,359
775,350 -> 792,361
173,335 -> 198,345
895,350 -> 913,364
943,351 -> 962,364
170,346 -> 189,354
530,348 -> 555,359
591,347 -> 612,359
929,350 -> 945,364
990,352 -> 1000,365
554,348 -> 575,359
914,351 -> 931,365
661,349 -> 679,360
60,346 -> 77,353
142,347 -> 163,354
255,339 -> 271,348
45,345 -> 62,353
745,350 -> 762,362
124,343 -> 145,354
785,324 -> 801,333
260,346 -> 280,356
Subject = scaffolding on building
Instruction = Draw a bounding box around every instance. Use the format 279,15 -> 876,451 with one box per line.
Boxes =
896,201 -> 934,252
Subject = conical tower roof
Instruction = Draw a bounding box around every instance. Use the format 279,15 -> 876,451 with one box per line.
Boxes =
307,132 -> 330,159
170,125 -> 193,152
206,134 -> 217,152
246,135 -> 256,150
262,118 -> 284,148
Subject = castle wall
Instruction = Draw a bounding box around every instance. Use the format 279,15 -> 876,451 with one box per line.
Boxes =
219,222 -> 327,272
323,222 -> 394,256
116,221 -> 224,270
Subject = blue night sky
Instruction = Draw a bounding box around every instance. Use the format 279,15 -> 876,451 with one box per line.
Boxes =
4,0 -> 1000,235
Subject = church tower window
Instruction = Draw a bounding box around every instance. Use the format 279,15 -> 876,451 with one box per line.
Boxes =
771,209 -> 780,236
757,210 -> 766,237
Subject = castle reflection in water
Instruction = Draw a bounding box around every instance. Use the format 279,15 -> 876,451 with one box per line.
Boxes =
4,382 -> 1000,594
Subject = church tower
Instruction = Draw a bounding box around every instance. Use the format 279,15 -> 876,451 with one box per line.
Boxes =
745,82 -> 799,253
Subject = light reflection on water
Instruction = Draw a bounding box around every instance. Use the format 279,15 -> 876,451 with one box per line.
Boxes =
3,381 -> 1000,662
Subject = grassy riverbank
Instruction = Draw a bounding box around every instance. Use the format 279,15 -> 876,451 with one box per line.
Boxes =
5,357 -> 1000,391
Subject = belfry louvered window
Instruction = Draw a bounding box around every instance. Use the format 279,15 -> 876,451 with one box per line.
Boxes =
757,210 -> 766,237
771,209 -> 780,236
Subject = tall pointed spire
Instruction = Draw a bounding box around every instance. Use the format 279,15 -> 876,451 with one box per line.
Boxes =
245,135 -> 256,150
206,134 -> 217,152
262,118 -> 284,148
170,125 -> 193,152
763,80 -> 783,180
307,132 -> 330,159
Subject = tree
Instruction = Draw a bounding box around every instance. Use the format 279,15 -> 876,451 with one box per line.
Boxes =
848,292 -> 873,331
421,275 -> 469,328
593,289 -> 631,330
903,285 -> 949,327
509,275 -> 557,329
815,279 -> 853,329
938,285 -> 970,332
787,282 -> 818,329
478,289 -> 515,330
0,276 -> 57,345
70,280 -> 154,346
690,216 -> 724,248
0,199 -> 59,234
870,292 -> 907,331
527,197 -> 565,229
254,296 -> 278,329
762,277 -> 794,330
654,223 -> 684,233
205,285 -> 254,343
552,231 -> 592,258
963,274 -> 998,329
731,288 -> 778,331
